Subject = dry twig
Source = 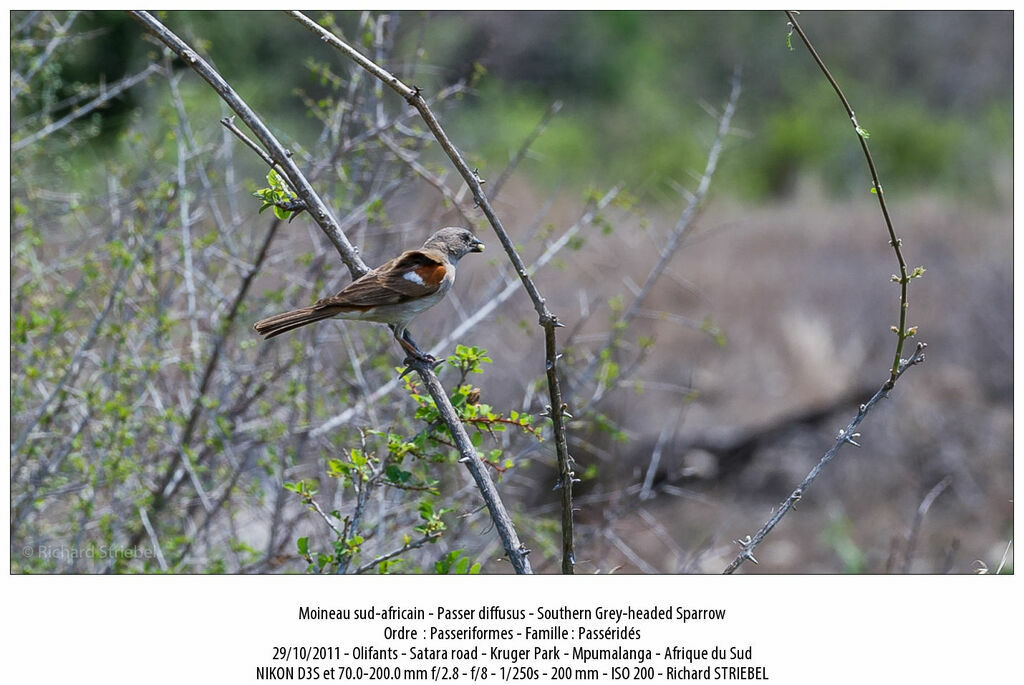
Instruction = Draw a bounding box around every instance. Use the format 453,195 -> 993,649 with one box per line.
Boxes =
722,12 -> 928,573
129,10 -> 533,574
288,10 -> 572,573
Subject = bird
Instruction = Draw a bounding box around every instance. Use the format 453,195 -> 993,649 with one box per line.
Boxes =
253,227 -> 485,363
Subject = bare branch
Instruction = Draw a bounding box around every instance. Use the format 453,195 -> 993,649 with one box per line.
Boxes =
126,217 -> 284,552
11,11 -> 81,100
378,133 -> 475,227
723,343 -> 927,573
356,533 -> 441,574
13,63 -> 163,152
129,10 -> 365,275
488,100 -> 563,201
12,236 -> 147,457
786,11 -> 917,387
138,508 -> 169,571
575,68 -> 740,398
130,11 -> 532,573
288,10 -> 576,572
902,475 -> 953,573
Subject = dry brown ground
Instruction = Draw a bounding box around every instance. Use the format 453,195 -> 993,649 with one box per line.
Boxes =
461,180 -> 1012,574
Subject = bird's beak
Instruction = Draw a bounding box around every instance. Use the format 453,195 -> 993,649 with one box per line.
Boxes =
471,238 -> 485,253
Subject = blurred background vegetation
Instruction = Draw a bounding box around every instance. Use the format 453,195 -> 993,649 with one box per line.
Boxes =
10,10 -> 1012,574
14,11 -> 1012,204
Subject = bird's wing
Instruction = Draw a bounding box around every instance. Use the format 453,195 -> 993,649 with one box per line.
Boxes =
312,249 -> 448,310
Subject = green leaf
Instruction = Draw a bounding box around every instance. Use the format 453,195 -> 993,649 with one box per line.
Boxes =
385,464 -> 412,484
297,537 -> 309,556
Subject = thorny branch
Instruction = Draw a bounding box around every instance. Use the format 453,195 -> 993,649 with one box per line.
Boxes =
724,12 -> 929,575
311,186 -> 621,437
130,10 -> 533,574
288,10 -> 575,573
723,344 -> 926,574
786,11 -> 918,388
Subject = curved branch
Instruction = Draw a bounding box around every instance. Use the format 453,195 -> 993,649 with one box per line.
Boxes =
129,10 -> 532,574
722,13 -> 927,572
785,11 -> 913,387
129,11 -> 366,277
288,10 -> 570,573
288,9 -> 570,575
723,344 -> 926,574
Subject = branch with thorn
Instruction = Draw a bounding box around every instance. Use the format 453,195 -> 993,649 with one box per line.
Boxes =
128,10 -> 533,575
287,10 -> 574,574
721,13 -> 929,574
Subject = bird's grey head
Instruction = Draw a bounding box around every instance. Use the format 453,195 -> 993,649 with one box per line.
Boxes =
423,227 -> 485,263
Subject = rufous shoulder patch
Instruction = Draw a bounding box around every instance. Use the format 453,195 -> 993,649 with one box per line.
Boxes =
414,263 -> 446,288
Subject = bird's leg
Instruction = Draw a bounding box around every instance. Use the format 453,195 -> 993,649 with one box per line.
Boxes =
395,328 -> 439,368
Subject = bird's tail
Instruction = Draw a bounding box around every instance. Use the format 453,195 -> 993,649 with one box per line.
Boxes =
253,307 -> 338,339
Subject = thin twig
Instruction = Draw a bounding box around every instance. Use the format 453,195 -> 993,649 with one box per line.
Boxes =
355,533 -> 441,574
307,496 -> 345,539
138,508 -> 169,571
902,475 -> 952,573
488,100 -> 562,201
289,10 -> 567,573
13,63 -> 163,151
131,11 -> 532,574
786,11 -> 916,387
723,343 -> 927,573
994,540 -> 1013,574
605,527 -> 659,574
640,409 -> 681,500
378,132 -> 475,226
575,68 -> 740,398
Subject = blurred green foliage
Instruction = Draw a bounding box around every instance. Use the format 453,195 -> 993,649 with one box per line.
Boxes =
14,10 -> 1010,205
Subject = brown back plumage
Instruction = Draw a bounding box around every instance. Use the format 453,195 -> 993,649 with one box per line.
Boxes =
252,249 -> 447,339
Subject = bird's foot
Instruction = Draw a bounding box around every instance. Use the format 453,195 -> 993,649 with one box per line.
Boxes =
399,353 -> 442,377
